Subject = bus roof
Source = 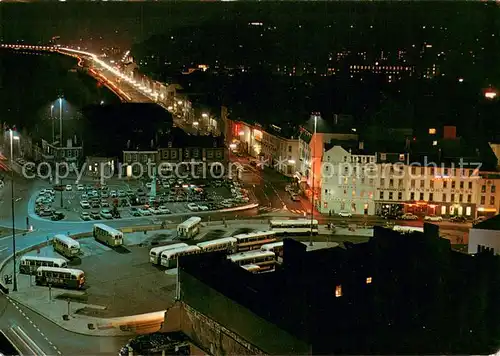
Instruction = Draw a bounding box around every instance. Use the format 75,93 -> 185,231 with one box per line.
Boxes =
93,223 -> 122,235
197,237 -> 237,249
261,241 -> 284,250
20,256 -> 67,264
227,250 -> 275,262
36,266 -> 83,275
161,245 -> 201,258
393,225 -> 424,232
177,217 -> 202,229
53,234 -> 80,247
241,264 -> 261,271
270,219 -> 319,226
150,243 -> 188,255
233,231 -> 276,240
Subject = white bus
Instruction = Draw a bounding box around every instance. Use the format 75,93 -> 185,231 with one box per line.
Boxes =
93,223 -> 123,247
269,219 -> 319,235
160,245 -> 201,268
234,231 -> 277,252
149,243 -> 188,265
19,256 -> 67,275
53,234 -> 80,259
393,225 -> 424,234
35,266 -> 85,289
177,217 -> 202,240
261,241 -> 284,261
227,250 -> 276,271
241,264 -> 261,273
197,237 -> 237,253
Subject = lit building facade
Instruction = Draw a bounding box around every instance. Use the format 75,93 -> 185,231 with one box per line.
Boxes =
475,173 -> 500,218
320,145 -> 376,215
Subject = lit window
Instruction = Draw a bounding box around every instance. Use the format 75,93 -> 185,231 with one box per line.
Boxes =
366,277 -> 372,284
432,141 -> 438,146
429,128 -> 436,135
335,285 -> 342,297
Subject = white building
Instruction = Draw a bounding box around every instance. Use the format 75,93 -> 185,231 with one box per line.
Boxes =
468,215 -> 500,255
320,145 -> 376,216
475,173 -> 500,219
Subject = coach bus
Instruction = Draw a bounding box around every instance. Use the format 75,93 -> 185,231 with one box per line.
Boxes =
261,241 -> 284,262
241,264 -> 262,273
19,256 -> 67,275
196,237 -> 237,253
227,250 -> 276,271
149,243 -> 188,265
35,266 -> 85,289
177,217 -> 202,240
269,219 -> 319,235
53,234 -> 80,259
234,231 -> 277,252
160,245 -> 201,269
93,223 -> 123,247
393,225 -> 424,234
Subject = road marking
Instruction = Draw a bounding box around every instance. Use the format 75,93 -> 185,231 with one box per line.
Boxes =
0,247 -> 7,253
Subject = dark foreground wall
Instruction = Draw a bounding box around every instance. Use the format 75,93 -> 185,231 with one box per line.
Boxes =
179,270 -> 310,355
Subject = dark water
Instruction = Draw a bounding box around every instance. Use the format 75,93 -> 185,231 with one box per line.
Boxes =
0,49 -> 120,139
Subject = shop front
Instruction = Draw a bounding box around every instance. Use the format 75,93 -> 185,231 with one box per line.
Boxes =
376,202 -> 405,217
405,201 -> 476,219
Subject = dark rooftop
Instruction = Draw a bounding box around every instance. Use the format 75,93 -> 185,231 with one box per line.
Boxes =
472,214 -> 500,231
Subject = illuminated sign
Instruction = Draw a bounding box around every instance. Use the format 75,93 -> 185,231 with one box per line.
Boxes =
253,129 -> 263,141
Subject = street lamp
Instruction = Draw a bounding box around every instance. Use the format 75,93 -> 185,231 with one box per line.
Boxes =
59,97 -> 63,147
50,105 -> 55,144
310,115 -> 318,246
9,129 -> 19,292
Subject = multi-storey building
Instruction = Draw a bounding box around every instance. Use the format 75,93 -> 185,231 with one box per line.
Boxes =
476,172 -> 500,219
320,145 -> 376,215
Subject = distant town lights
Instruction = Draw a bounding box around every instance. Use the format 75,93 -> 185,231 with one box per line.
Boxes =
458,78 -> 464,83
485,91 -> 497,99
202,113 -> 208,118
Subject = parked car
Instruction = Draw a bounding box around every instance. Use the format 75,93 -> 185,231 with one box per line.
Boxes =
51,211 -> 65,221
80,200 -> 91,209
111,209 -> 121,219
291,194 -> 300,202
198,205 -> 209,211
101,191 -> 109,198
187,203 -> 199,211
65,184 -> 72,191
90,211 -> 101,220
401,213 -> 419,220
338,211 -> 352,218
110,190 -> 117,198
450,216 -> 467,223
158,206 -> 171,214
101,200 -> 110,207
100,209 -> 113,219
77,184 -> 85,191
130,207 -> 141,217
473,216 -> 487,225
53,185 -> 65,191
91,201 -> 100,209
118,190 -> 126,197
39,208 -> 53,217
138,207 -> 151,216
80,211 -> 92,221
424,215 -> 443,222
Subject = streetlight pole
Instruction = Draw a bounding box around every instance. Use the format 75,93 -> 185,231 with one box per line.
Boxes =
309,116 -> 317,246
59,98 -> 63,147
50,105 -> 54,144
10,130 -> 17,292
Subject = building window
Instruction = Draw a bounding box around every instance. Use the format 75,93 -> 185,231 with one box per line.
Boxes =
430,180 -> 434,189
429,193 -> 433,201
468,182 -> 472,189
459,194 -> 463,202
398,192 -> 402,200
380,178 -> 385,187
411,180 -> 415,188
490,196 -> 495,206
460,181 -> 464,189
441,206 -> 447,215
481,196 -> 485,205
389,179 -> 393,187
420,180 -> 425,188
442,193 -> 446,202
429,128 -> 436,134
366,277 -> 372,284
335,285 -> 342,297
451,194 -> 455,202
379,191 -> 384,200
466,206 -> 471,216
410,192 -> 415,200
467,195 -> 471,203
443,181 -> 447,188
492,186 -> 496,193
389,192 -> 393,200
288,145 -> 292,152
482,185 -> 486,193
419,192 -> 424,200
451,181 -> 455,189
411,166 -> 416,175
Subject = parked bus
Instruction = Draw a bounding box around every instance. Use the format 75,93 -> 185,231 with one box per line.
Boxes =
149,243 -> 188,265
53,234 -> 80,259
177,217 -> 202,240
269,219 -> 319,235
197,237 -> 237,253
234,231 -> 277,252
227,250 -> 276,271
393,225 -> 424,234
19,256 -> 67,275
93,223 -> 123,247
241,264 -> 261,273
35,266 -> 85,289
261,241 -> 284,261
160,245 -> 201,268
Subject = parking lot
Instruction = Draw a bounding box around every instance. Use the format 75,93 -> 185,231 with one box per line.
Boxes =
33,177 -> 250,221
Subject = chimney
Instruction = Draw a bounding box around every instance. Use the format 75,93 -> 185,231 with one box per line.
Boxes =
443,126 -> 457,140
150,139 -> 154,149
359,141 -> 364,150
127,140 -> 131,149
74,135 -> 77,145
